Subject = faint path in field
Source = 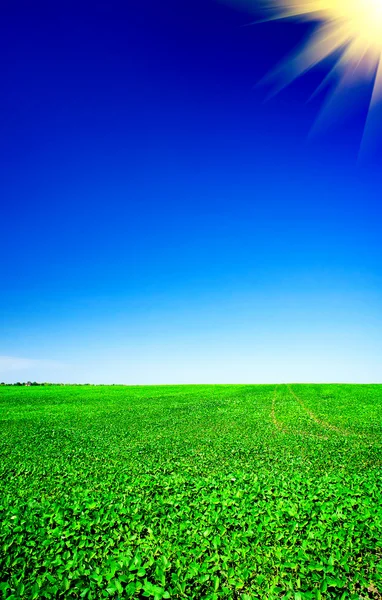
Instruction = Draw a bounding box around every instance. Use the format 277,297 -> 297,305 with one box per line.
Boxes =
271,385 -> 327,440
271,385 -> 287,433
287,385 -> 349,436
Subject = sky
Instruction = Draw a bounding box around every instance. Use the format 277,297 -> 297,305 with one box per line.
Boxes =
1,0 -> 381,384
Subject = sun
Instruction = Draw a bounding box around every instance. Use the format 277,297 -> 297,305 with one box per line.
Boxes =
224,0 -> 382,149
263,0 -> 382,106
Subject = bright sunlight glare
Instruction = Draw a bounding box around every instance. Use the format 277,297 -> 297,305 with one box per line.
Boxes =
263,0 -> 382,107
224,0 -> 382,153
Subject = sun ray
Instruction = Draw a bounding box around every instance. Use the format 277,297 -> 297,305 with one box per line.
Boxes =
237,0 -> 382,147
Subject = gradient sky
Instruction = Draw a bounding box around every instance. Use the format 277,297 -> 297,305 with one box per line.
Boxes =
1,0 -> 381,384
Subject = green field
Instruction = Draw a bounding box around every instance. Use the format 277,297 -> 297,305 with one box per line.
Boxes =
1,384 -> 381,599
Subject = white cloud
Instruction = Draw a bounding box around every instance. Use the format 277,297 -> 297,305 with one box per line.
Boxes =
0,356 -> 64,374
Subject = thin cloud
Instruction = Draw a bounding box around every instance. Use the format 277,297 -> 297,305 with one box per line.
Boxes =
0,356 -> 65,373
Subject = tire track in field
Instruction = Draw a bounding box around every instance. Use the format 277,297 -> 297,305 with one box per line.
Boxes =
271,385 -> 287,433
271,386 -> 327,440
287,385 -> 349,436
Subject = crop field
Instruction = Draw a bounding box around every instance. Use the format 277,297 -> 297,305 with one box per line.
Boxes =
1,384 -> 382,599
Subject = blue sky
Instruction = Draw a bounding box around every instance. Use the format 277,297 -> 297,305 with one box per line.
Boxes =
1,0 -> 381,383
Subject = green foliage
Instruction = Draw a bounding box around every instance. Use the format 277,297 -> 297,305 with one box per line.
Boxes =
0,384 -> 381,598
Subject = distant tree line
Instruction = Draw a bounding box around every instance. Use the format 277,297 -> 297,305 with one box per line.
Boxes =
0,382 -> 97,386
1,382 -> 47,386
0,382 -> 124,386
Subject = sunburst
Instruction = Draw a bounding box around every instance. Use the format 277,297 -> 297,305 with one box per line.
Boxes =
267,1 -> 382,101
232,0 -> 382,146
